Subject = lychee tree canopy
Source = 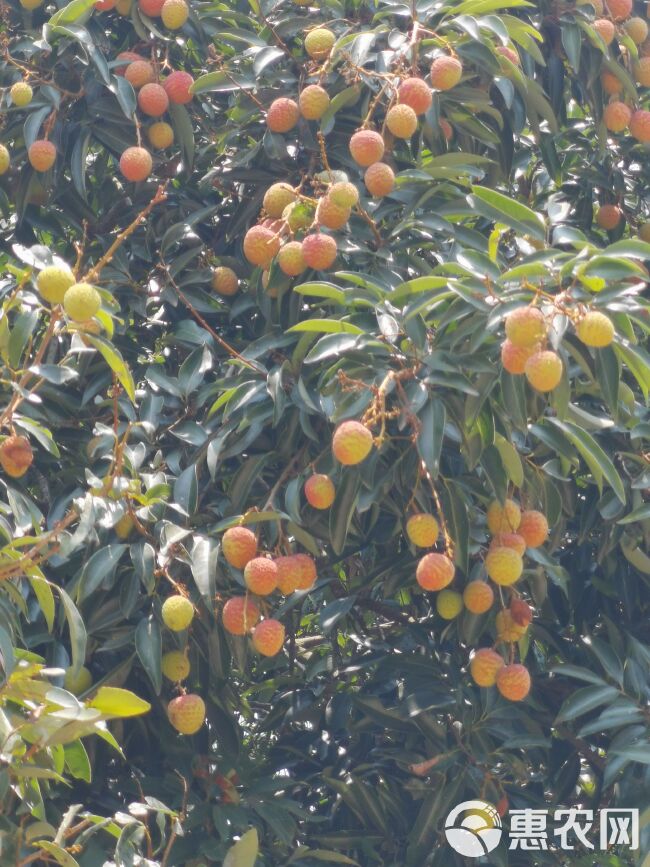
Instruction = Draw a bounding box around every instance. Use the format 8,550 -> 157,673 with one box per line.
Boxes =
0,0 -> 649,863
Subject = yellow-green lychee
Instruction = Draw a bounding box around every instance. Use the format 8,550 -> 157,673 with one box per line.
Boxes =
36,264 -> 75,304
63,282 -> 101,322
161,595 -> 194,631
161,650 -> 190,681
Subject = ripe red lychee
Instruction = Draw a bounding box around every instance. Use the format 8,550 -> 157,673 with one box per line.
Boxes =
603,101 -> 631,132
430,55 -> 463,90
277,241 -> 307,276
500,339 -> 537,375
0,435 -> 33,478
244,557 -> 278,595
596,203 -> 622,229
364,163 -> 395,197
397,77 -> 432,115
416,552 -> 455,591
386,104 -> 418,139
252,619 -> 285,656
332,420 -> 373,465
212,266 -> 239,296
222,596 -> 260,635
487,499 -> 521,534
115,52 -> 144,75
525,350 -> 563,392
299,85 -> 330,120
163,70 -> 194,104
349,130 -> 385,166
496,663 -> 531,701
138,83 -> 169,117
222,526 -> 257,569
485,547 -> 523,586
168,693 -> 205,734
243,225 -> 281,267
301,233 -> 337,270
635,57 -> 650,86
504,306 -> 547,347
293,553 -> 317,590
139,0 -> 165,15
304,474 -> 335,508
28,140 -> 56,172
161,0 -> 188,28
95,0 -> 117,9
406,513 -> 439,548
576,311 -> 615,347
601,70 -> 622,94
275,555 -> 302,594
263,182 -> 296,218
161,595 -> 194,631
470,648 -> 504,686
489,533 -> 526,557
304,27 -> 335,59
316,195 -> 350,230
267,98 -> 300,133
329,182 -> 358,208
148,121 -> 174,149
517,510 -> 549,548
630,109 -> 650,141
593,18 -> 616,44
119,147 -> 152,182
125,60 -> 155,89
607,0 -> 632,21
463,581 -> 495,614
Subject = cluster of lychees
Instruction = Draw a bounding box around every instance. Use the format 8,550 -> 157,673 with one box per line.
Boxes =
500,304 -> 615,392
97,0 -> 190,29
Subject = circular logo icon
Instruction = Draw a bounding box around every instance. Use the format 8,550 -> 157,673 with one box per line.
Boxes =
445,800 -> 503,857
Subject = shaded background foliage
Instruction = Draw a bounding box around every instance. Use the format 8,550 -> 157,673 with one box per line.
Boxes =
0,0 -> 649,863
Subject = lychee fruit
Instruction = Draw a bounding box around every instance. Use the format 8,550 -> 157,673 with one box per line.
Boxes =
304,27 -> 335,59
496,663 -> 531,701
470,648 -> 504,687
63,282 -> 101,322
263,182 -> 296,218
119,146 -> 153,182
10,81 -> 33,107
332,420 -> 373,465
603,101 -> 631,132
577,311 -> 615,347
430,55 -> 463,90
500,339 -> 537,375
222,526 -> 257,569
277,241 -> 307,276
601,70 -> 623,94
625,15 -> 648,43
244,557 -> 278,595
386,103 -> 418,139
463,581 -> 495,614
593,18 -> 616,44
161,650 -> 190,681
607,0 -> 632,21
416,552 -> 455,591
267,98 -> 300,133
328,181 -> 359,208
0,145 -> 9,175
397,77 -> 432,115
304,473 -> 335,508
125,60 -> 155,89
495,609 -> 527,642
168,693 -> 205,734
63,665 -> 93,694
406,513 -> 439,547
630,109 -> 650,141
275,555 -> 303,594
517,510 -> 549,548
316,195 -> 350,230
634,56 -> 650,86
349,130 -> 385,166
504,306 -> 547,347
148,121 -> 174,149
28,140 -> 56,172
115,51 -> 145,75
364,162 -> 395,197
252,619 -> 285,656
485,547 -> 523,586
36,264 -> 75,304
161,595 -> 194,631
212,266 -> 239,296
0,435 -> 33,478
161,0 -> 188,28
299,85 -> 330,120
489,532 -> 526,557
138,83 -> 169,117
301,233 -> 337,270
436,589 -> 463,620
163,70 -> 194,104
95,0 -> 117,10
293,553 -> 317,590
487,499 -> 521,534
283,201 -> 314,232
524,350 -> 563,392
139,0 -> 165,15
222,596 -> 260,635
596,203 -> 622,229
244,225 -> 281,267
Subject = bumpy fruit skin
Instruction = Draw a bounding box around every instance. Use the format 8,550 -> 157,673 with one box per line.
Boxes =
0,436 -> 33,478
487,499 -> 521,534
601,70 -> 622,95
386,104 -> 418,138
304,27 -> 335,59
222,596 -> 260,634
596,204 -> 622,229
470,648 -> 504,687
28,140 -> 56,172
430,55 -> 463,90
163,70 -> 194,104
10,82 -> 33,107
495,609 -> 527,642
463,581 -> 495,614
437,589 -> 463,620
630,109 -> 650,141
635,57 -> 650,86
489,532 -> 526,556
222,526 -> 257,569
148,121 -> 174,149
275,555 -> 302,594
496,664 -> 531,701
293,553 -> 317,590
119,146 -> 153,182
0,145 -> 9,175
138,83 -> 169,117
593,18 -> 616,44
329,182 -> 359,208
576,311 -> 615,347
365,162 -> 395,197
406,513 -> 439,548
162,595 -> 194,631
37,264 -> 75,304
125,60 -> 155,88
252,619 -> 285,656
525,350 -> 563,392
518,510 -> 549,548
607,0 -> 632,21
304,474 -> 335,509
63,282 -> 101,322
267,98 -> 300,133
212,266 -> 239,296
139,0 -> 165,15
115,51 -> 145,74
625,16 -> 649,43
263,182 -> 296,218
603,101 -> 631,132
161,0 -> 188,28
349,130 -> 385,166
302,233 -> 337,270
332,420 -> 373,465
416,552 -> 455,591
63,666 -> 93,695
161,650 -> 190,681
244,557 -> 278,595
505,306 -> 547,347
397,77 -> 432,114
316,196 -> 350,230
244,225 -> 281,267
486,547 -> 523,586
501,339 -> 537,374
95,0 -> 117,9
277,241 -> 307,276
168,694 -> 205,734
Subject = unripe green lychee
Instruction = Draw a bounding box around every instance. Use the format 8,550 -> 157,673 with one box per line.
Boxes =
267,98 -> 300,133
463,581 -> 495,614
244,225 -> 281,267
332,420 -> 373,465
430,55 -> 463,90
263,182 -> 296,218
36,264 -> 75,304
436,589 -> 463,620
470,648 -> 504,686
0,144 -> 9,175
161,595 -> 194,631
304,473 -> 335,509
524,350 -> 563,392
244,557 -> 278,595
125,60 -> 156,89
119,146 -> 153,182
386,103 -> 418,138
63,665 -> 93,694
148,121 -> 174,149
138,83 -> 169,117
397,77 -> 432,114
28,140 -> 56,172
500,339 -> 537,374
222,596 -> 260,634
364,162 -> 395,197
349,130 -> 385,166
485,546 -> 523,586
302,232 -> 337,269
304,27 -> 335,59
576,311 -> 615,347
19,0 -> 44,8
328,181 -> 359,208
416,552 -> 455,591
168,693 -> 205,733
63,282 -> 101,322
299,85 -> 330,120
496,663 -> 531,701
222,526 -> 257,569
161,650 -> 190,681
212,266 -> 239,296
406,513 -> 439,547
517,510 -> 549,548
161,0 -> 188,28
252,619 -> 285,656
487,499 -> 521,534
603,101 -> 631,132
10,81 -> 33,107
505,306 -> 547,347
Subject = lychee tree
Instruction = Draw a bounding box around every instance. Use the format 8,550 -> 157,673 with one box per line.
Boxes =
0,0 -> 649,863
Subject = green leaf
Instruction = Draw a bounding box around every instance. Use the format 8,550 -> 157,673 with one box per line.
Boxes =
416,398 -> 446,479
48,0 -> 95,26
135,616 -> 162,695
549,665 -> 607,686
494,434 -> 524,487
288,320 -> 365,334
88,687 -> 151,718
30,841 -> 80,867
555,685 -> 620,723
190,71 -> 256,94
293,282 -> 346,304
618,503 -> 650,524
29,576 -> 55,632
85,336 -> 135,403
548,419 -> 625,503
224,828 -> 259,867
58,588 -> 87,682
329,471 -> 360,555
64,740 -> 92,782
468,185 -> 546,240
